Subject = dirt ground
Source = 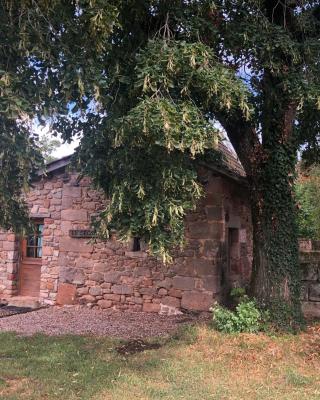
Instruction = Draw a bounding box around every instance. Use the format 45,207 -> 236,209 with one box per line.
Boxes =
0,305 -> 207,338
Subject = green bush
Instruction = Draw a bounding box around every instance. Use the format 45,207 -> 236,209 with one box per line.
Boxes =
295,164 -> 320,240
211,299 -> 262,334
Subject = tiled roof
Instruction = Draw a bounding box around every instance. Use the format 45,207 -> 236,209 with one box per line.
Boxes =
218,142 -> 246,178
39,143 -> 246,182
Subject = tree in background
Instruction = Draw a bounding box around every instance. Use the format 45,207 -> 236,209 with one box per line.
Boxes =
296,165 -> 320,240
0,1 -> 320,328
37,132 -> 61,163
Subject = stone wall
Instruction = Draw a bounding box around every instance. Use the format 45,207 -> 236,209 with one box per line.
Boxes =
0,232 -> 19,297
0,165 -> 253,314
300,239 -> 320,319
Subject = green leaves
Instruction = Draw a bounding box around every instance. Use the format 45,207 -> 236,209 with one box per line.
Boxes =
0,122 -> 42,232
112,97 -> 219,156
295,165 -> 320,240
135,40 -> 252,119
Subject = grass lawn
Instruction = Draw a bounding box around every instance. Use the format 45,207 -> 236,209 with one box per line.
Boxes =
0,324 -> 319,400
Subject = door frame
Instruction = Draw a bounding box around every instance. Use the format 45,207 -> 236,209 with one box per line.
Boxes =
18,219 -> 44,297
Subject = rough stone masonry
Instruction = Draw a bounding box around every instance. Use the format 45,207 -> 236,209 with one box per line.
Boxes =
0,155 -> 253,315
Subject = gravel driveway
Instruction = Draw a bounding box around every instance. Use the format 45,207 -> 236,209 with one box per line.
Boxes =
0,306 -> 204,338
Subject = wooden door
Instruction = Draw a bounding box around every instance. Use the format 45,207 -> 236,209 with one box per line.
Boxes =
19,221 -> 44,297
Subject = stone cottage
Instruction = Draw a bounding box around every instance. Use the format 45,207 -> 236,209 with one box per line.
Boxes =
0,144 -> 253,314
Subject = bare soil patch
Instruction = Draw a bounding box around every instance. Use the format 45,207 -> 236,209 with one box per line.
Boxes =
116,339 -> 163,355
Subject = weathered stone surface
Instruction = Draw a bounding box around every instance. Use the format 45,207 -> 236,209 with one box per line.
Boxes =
158,288 -> 168,296
181,291 -> 213,311
56,283 -> 77,305
202,240 -> 220,258
301,301 -> 320,318
89,272 -> 104,282
103,294 -> 121,302
205,206 -> 223,221
143,302 -> 160,313
200,276 -> 220,293
159,304 -> 183,316
134,267 -> 152,277
112,285 -> 133,295
168,288 -> 183,298
161,296 -> 181,308
172,276 -> 195,290
63,186 -> 82,198
0,166 -> 253,314
174,259 -> 213,278
60,237 -> 93,253
156,278 -> 173,289
309,283 -> 320,302
140,287 -> 157,295
104,272 -> 121,283
79,294 -> 96,303
61,209 -> 87,222
59,267 -> 85,285
97,300 -> 112,309
301,263 -> 318,281
188,222 -> 212,239
89,286 -> 102,296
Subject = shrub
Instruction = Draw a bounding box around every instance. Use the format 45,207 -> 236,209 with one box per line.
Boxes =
211,298 -> 262,334
295,164 -> 320,240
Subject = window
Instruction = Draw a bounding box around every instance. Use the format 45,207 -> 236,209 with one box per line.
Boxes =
132,237 -> 141,252
26,222 -> 44,258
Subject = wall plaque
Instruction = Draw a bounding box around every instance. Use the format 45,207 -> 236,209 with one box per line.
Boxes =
69,229 -> 95,238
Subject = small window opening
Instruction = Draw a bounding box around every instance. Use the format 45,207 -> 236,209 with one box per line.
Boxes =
132,237 -> 141,252
26,221 -> 44,258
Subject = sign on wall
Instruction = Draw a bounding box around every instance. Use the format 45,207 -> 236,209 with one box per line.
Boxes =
69,230 -> 95,238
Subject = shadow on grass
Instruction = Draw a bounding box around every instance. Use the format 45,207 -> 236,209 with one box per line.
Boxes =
0,324 -> 199,400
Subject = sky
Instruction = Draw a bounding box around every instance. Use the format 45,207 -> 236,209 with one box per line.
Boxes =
35,123 -> 80,159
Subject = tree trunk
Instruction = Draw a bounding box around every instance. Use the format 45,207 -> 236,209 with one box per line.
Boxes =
248,145 -> 303,329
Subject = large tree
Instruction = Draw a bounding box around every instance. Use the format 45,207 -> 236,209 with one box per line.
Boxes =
1,1 -> 320,328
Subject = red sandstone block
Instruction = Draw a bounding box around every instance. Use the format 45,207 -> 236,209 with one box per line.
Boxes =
97,300 -> 112,309
7,234 -> 16,242
143,302 -> 160,313
3,242 -> 15,251
89,286 -> 102,296
79,294 -> 96,303
158,288 -> 167,296
89,272 -> 103,282
161,296 -> 181,308
205,206 -> 223,221
60,237 -> 93,253
181,291 -> 213,311
56,283 -> 77,305
61,197 -> 73,209
140,287 -> 157,295
156,278 -> 172,289
61,209 -> 88,222
103,294 -> 121,302
172,276 -> 195,290
77,287 -> 89,295
112,284 -> 133,295
168,288 -> 182,298
63,186 -> 82,198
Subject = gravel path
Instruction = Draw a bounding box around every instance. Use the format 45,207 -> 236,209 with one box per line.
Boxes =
0,306 -> 204,339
